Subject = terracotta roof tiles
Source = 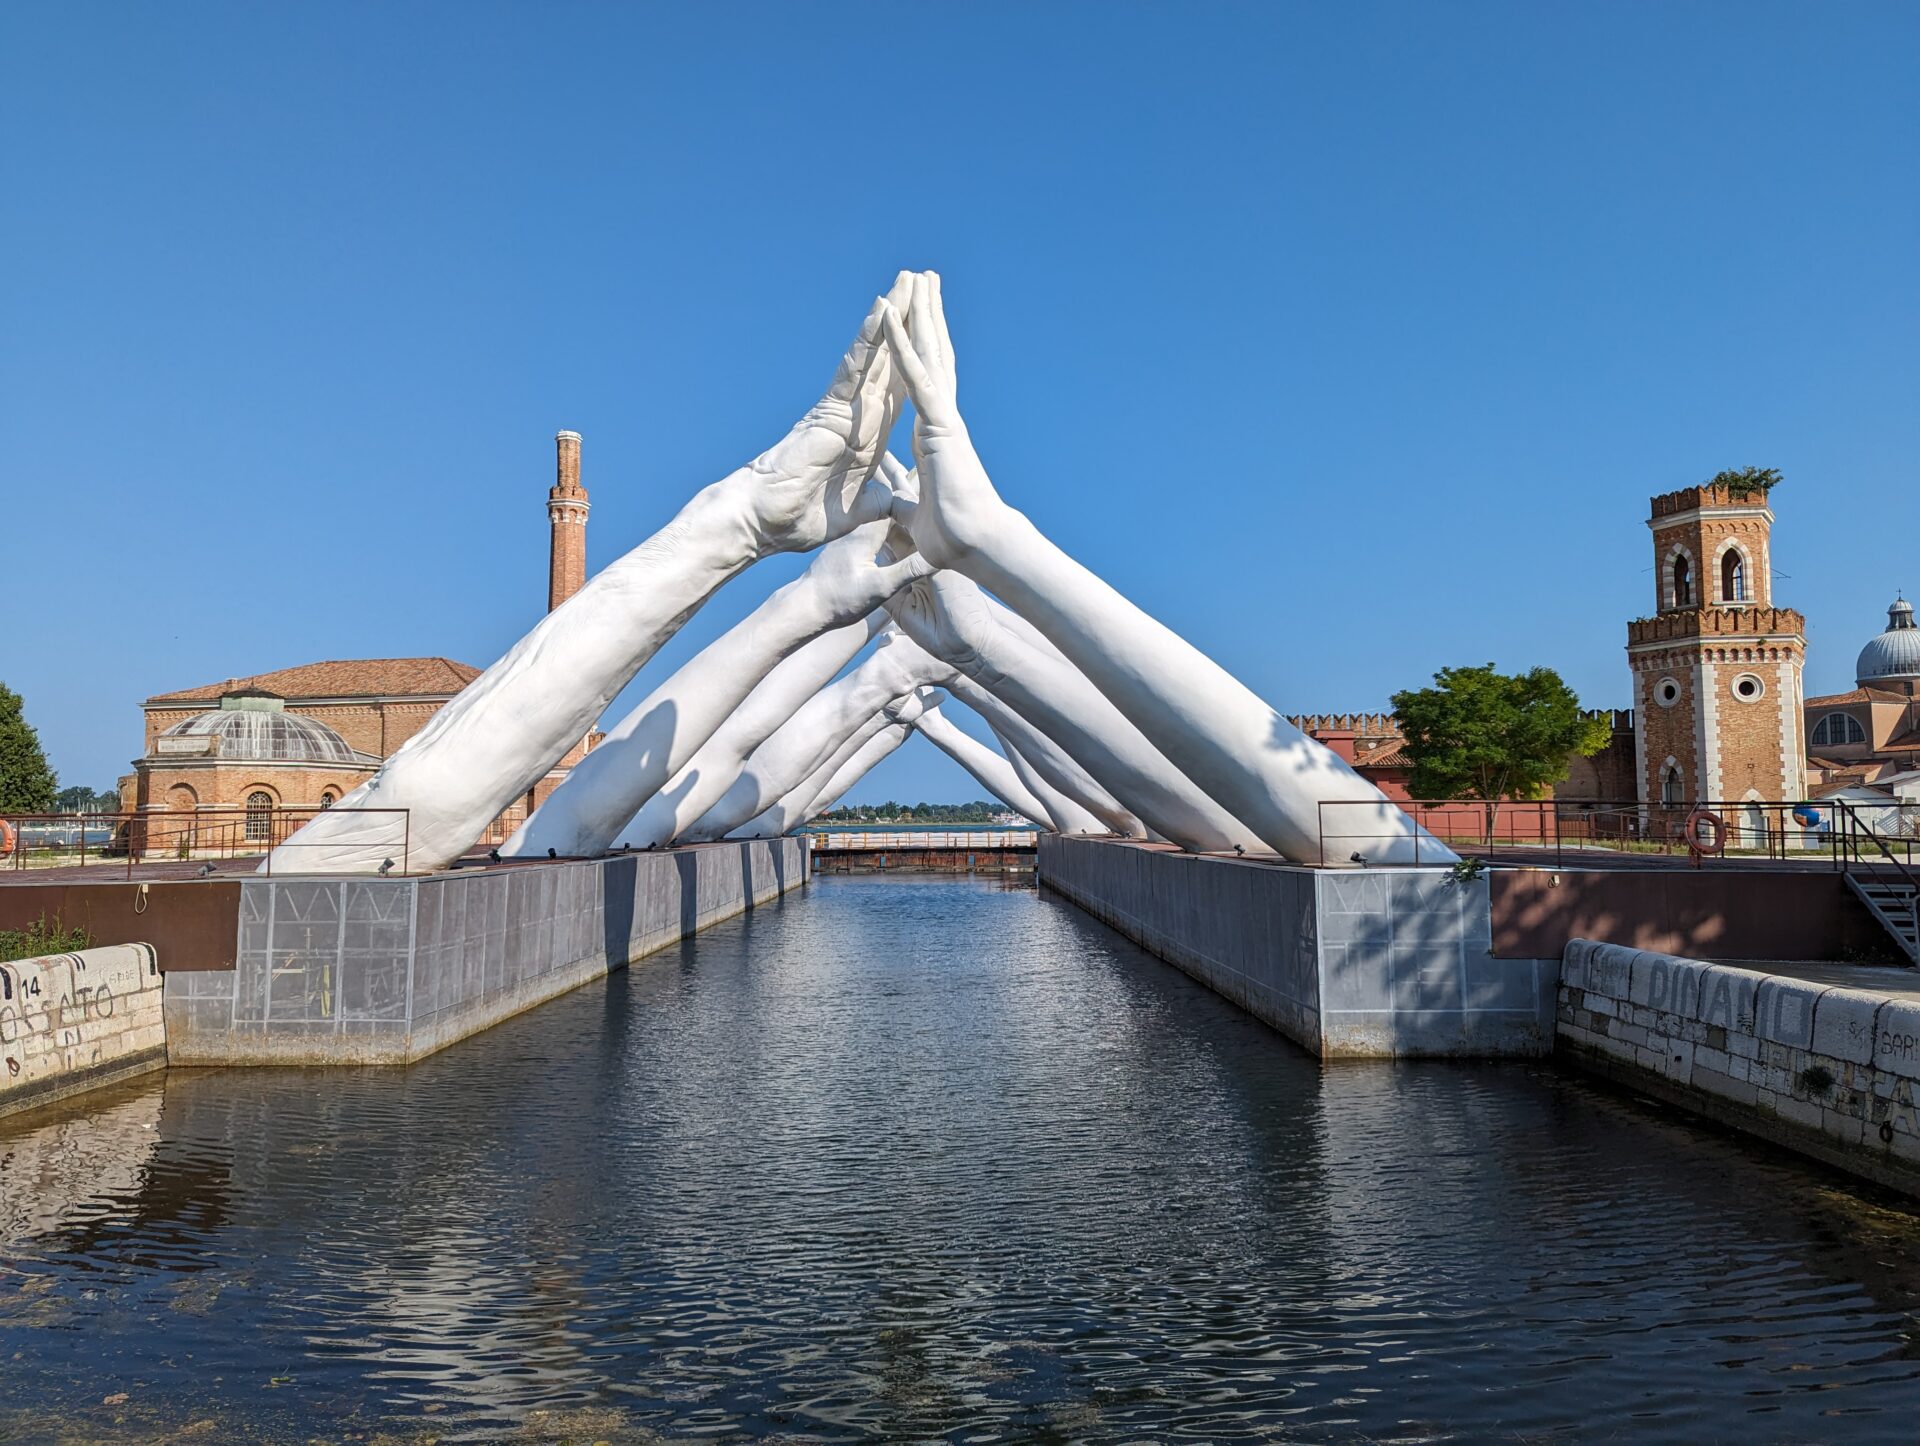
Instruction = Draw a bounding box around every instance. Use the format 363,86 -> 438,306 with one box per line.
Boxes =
148,657 -> 482,706
1804,686 -> 1912,707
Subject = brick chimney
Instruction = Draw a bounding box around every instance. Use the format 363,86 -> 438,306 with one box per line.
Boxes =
548,430 -> 589,611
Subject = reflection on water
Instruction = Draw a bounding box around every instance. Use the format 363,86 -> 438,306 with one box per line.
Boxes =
6,873 -> 1920,1441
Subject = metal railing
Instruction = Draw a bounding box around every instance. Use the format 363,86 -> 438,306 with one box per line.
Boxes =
1317,797 -> 1920,872
1,807 -> 410,878
810,830 -> 1038,851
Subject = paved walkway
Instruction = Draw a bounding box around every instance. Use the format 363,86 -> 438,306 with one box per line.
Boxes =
1731,958 -> 1920,999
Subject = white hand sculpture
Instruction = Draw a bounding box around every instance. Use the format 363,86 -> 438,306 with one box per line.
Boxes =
617,613 -> 891,851
884,271 -> 1452,867
270,273 -> 916,875
729,687 -> 944,838
990,728 -> 1109,835
910,704 -> 1053,829
885,568 -> 1261,853
503,518 -> 933,858
680,635 -> 957,842
945,675 -> 1144,837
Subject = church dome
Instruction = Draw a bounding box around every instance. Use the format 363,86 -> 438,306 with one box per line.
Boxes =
159,703 -> 361,764
1856,596 -> 1920,686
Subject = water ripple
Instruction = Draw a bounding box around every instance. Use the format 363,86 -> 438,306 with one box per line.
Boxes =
6,873 -> 1920,1441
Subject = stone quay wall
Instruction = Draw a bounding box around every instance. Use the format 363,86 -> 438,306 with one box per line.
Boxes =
166,839 -> 806,1066
1036,836 -> 1557,1058
1558,940 -> 1920,1195
0,943 -> 166,1118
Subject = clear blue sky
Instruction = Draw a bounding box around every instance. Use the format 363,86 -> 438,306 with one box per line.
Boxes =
3,2 -> 1914,805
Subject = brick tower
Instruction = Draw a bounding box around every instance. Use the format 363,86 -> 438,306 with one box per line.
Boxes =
548,429 -> 589,612
1627,482 -> 1806,812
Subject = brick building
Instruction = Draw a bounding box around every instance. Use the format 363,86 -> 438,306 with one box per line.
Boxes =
1804,596 -> 1920,794
1625,482 -> 1808,818
121,432 -> 595,855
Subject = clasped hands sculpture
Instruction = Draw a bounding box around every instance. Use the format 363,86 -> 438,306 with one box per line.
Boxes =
273,270 -> 1450,873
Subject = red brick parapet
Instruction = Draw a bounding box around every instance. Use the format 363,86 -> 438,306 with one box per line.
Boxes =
1650,483 -> 1776,517
1627,605 -> 1805,646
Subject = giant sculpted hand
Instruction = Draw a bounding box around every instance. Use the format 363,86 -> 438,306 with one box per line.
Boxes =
271,274 -> 916,875
732,272 -> 913,553
878,274 -> 1018,570
880,269 -> 1451,867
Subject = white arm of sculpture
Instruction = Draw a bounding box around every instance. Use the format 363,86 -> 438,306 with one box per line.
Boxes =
990,727 -> 1108,834
266,273 -> 914,875
883,560 -> 1262,853
730,688 -> 942,838
502,519 -> 933,858
679,635 -> 957,842
617,613 -> 891,850
883,272 -> 1454,867
798,723 -> 914,824
945,675 -> 1144,837
910,704 -> 1053,829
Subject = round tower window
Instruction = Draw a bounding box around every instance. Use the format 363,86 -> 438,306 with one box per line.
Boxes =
1653,677 -> 1681,708
1731,673 -> 1765,702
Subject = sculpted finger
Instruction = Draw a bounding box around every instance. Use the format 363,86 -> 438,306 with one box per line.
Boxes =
875,552 -> 937,598
826,292 -> 890,404
880,302 -> 938,410
927,271 -> 955,393
879,451 -> 919,498
845,475 -> 895,528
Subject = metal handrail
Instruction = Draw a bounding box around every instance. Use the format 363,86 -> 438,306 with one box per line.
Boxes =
1315,797 -> 1915,871
809,829 -> 1038,851
1831,799 -> 1920,896
1,807 -> 411,878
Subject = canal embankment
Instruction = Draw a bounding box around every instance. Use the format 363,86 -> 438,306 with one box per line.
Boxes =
165,838 -> 807,1064
1,942 -> 165,1118
0,840 -> 806,1096
1035,834 -> 1560,1057
1558,940 -> 1920,1195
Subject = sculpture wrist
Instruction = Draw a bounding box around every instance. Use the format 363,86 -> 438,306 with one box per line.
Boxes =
707,466 -> 800,566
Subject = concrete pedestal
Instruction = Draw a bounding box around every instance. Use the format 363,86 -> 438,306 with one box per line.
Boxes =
1038,836 -> 1557,1058
165,840 -> 805,1064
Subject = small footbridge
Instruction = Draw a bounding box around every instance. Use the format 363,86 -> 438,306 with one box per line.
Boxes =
808,830 -> 1037,876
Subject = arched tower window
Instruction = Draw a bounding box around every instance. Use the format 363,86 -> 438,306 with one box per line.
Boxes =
1660,765 -> 1684,807
245,791 -> 274,841
1810,713 -> 1866,748
1720,549 -> 1746,603
1671,554 -> 1694,608
319,791 -> 337,809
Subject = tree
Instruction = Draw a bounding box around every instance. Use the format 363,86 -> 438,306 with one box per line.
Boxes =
0,682 -> 58,814
56,784 -> 117,814
1708,466 -> 1781,499
1391,665 -> 1611,844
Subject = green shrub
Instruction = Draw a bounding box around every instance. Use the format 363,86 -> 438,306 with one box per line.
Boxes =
0,912 -> 91,963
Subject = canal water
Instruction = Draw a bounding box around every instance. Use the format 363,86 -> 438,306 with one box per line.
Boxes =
7,875 -> 1920,1442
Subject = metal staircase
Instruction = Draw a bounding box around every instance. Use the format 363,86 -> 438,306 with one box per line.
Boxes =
1834,803 -> 1920,965
1845,872 -> 1919,965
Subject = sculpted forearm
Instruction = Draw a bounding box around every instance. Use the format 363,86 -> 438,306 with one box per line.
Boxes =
616,613 -> 889,850
682,643 -> 951,842
505,521 -> 929,858
990,726 -> 1108,835
888,572 -> 1258,852
272,276 -> 914,874
885,270 -> 1451,867
946,675 -> 1144,837
912,705 -> 1052,829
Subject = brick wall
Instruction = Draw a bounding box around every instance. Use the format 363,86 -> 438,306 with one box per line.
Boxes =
1635,654 -> 1701,802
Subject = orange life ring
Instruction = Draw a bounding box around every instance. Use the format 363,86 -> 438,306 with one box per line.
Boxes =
0,820 -> 14,856
1685,808 -> 1726,855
